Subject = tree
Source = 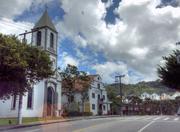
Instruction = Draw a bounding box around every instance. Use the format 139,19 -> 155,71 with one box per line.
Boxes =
60,64 -> 91,112
106,86 -> 121,114
127,95 -> 142,114
158,50 -> 180,90
0,34 -> 54,124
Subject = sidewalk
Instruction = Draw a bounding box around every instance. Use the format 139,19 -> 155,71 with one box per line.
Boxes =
0,115 -> 120,131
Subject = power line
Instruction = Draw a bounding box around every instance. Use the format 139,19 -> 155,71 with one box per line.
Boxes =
0,21 -> 32,30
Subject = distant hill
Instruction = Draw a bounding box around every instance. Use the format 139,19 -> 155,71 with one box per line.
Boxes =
105,80 -> 175,97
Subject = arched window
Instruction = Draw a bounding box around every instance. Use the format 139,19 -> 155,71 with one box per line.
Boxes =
50,33 -> 54,48
12,95 -> 17,110
36,31 -> 41,46
27,88 -> 33,109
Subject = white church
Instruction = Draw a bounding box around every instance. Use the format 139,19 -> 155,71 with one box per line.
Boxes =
0,10 -> 62,118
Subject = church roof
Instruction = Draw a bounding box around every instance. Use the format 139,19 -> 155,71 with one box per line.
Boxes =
34,10 -> 57,32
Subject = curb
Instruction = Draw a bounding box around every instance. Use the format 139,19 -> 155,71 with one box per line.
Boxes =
0,115 -> 120,131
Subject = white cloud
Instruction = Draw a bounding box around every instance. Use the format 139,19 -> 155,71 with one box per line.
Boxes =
93,61 -> 142,84
0,0 -> 53,18
58,52 -> 79,68
57,0 -> 180,83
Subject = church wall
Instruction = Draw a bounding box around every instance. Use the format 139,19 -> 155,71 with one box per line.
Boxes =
57,81 -> 62,112
46,29 -> 57,53
0,97 -> 19,118
0,81 -> 45,118
21,81 -> 45,117
32,28 -> 46,49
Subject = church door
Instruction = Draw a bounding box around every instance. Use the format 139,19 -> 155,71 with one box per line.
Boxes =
47,87 -> 54,116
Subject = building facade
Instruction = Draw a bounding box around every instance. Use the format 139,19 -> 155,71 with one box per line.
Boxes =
62,75 -> 111,115
0,10 -> 62,118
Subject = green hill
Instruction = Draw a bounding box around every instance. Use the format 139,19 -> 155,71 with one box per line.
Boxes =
106,80 -> 175,97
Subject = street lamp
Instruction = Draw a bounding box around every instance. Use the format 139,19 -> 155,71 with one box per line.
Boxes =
115,74 -> 125,116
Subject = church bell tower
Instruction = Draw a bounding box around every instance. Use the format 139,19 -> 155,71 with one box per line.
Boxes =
32,9 -> 58,70
31,9 -> 61,117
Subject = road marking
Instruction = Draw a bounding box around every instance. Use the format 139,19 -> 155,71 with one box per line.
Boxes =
174,117 -> 179,121
163,117 -> 169,121
153,117 -> 161,121
143,117 -> 154,120
25,129 -> 40,132
137,121 -> 155,132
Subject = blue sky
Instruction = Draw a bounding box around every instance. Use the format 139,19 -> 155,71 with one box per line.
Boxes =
0,0 -> 179,84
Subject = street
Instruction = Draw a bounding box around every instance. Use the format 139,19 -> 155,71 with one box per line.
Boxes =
2,116 -> 180,132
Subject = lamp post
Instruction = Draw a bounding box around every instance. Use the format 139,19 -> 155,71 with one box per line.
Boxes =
115,74 -> 125,116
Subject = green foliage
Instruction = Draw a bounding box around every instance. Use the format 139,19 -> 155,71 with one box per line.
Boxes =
158,50 -> 180,90
61,64 -> 91,103
106,81 -> 172,98
0,34 -> 54,99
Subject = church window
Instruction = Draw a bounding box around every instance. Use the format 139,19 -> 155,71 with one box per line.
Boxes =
37,31 -> 41,46
12,95 -> 17,110
50,33 -> 54,48
27,88 -> 33,109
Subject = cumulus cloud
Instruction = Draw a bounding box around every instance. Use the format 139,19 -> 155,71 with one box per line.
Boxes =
58,52 -> 79,68
93,61 -> 142,84
0,0 -> 53,42
0,0 -> 53,18
57,0 -> 180,83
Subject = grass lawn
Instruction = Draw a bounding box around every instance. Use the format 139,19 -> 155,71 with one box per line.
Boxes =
0,117 -> 64,126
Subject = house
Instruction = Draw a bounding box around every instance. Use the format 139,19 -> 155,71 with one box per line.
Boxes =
62,75 -> 111,115
150,93 -> 160,100
160,93 -> 171,100
0,10 -> 62,118
140,92 -> 151,100
170,92 -> 180,100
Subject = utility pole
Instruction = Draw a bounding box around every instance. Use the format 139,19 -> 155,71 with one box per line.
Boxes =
115,74 -> 125,116
176,42 -> 180,64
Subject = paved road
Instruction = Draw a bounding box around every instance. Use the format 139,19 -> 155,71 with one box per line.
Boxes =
2,116 -> 180,132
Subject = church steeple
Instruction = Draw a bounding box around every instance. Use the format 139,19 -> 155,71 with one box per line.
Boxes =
34,10 -> 57,32
32,9 -> 58,61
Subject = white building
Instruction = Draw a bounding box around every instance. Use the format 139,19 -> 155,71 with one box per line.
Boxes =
0,10 -> 62,118
62,75 -> 111,115
170,92 -> 180,100
140,92 -> 151,100
150,93 -> 160,100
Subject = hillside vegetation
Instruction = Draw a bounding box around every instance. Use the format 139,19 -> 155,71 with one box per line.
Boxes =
106,80 -> 175,97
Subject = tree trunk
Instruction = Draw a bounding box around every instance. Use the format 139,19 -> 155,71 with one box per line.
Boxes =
17,95 -> 23,125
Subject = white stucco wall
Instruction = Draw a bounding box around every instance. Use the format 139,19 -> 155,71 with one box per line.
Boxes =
0,81 -> 45,118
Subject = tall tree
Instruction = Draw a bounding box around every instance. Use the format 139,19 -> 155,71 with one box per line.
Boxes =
60,64 -> 91,112
0,34 -> 54,124
158,50 -> 180,90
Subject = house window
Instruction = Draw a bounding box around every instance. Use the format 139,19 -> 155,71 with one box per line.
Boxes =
103,105 -> 106,110
103,95 -> 105,100
92,93 -> 95,98
50,33 -> 54,48
92,104 -> 95,110
27,88 -> 33,109
36,31 -> 41,46
98,94 -> 100,100
12,95 -> 17,110
97,83 -> 100,89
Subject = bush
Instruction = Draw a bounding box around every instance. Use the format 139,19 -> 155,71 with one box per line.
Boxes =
82,112 -> 93,116
67,111 -> 82,117
65,111 -> 93,117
